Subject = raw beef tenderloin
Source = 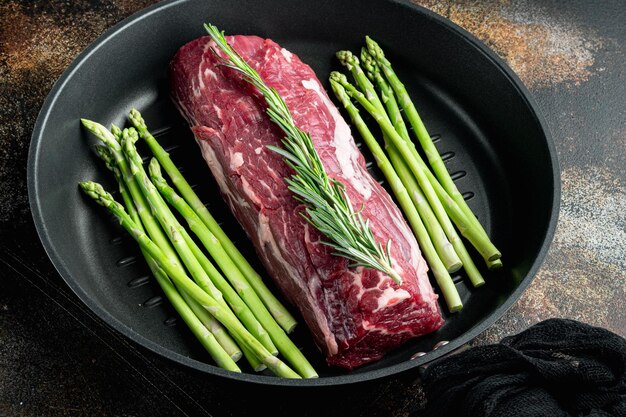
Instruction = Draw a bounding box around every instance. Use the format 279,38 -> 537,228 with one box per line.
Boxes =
169,35 -> 444,369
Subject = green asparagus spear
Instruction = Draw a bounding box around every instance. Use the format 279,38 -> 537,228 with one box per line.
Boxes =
129,109 -> 298,333
330,73 -> 500,263
148,258 -> 241,369
336,50 -> 462,273
94,130 -> 227,308
94,145 -> 242,366
365,36 -> 501,263
178,229 -> 267,369
79,181 -> 300,378
487,259 -> 503,270
179,289 -> 243,362
84,119 -> 271,371
89,123 -> 226,311
149,158 -> 318,378
359,49 -> 485,288
330,79 -> 462,311
120,128 -> 277,356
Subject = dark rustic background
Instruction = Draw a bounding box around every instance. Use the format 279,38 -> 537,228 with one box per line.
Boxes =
0,1 -> 624,416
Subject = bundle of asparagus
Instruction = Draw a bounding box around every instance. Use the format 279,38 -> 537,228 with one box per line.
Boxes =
329,37 -> 503,312
79,110 -> 317,378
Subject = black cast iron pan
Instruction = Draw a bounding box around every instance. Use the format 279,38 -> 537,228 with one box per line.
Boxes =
27,0 -> 560,387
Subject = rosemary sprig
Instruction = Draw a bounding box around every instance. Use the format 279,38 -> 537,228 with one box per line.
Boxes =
204,23 -> 403,285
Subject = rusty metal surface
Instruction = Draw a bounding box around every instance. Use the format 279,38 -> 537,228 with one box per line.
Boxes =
0,1 -> 624,416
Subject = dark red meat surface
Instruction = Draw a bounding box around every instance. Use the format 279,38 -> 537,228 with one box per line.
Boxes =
169,35 -> 444,369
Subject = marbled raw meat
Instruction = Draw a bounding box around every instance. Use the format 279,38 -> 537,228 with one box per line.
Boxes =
169,35 -> 444,369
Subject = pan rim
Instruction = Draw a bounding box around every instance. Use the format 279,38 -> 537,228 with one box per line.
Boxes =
27,0 -> 560,387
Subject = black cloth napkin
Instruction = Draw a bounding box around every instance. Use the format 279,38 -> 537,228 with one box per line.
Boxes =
418,318 -> 626,417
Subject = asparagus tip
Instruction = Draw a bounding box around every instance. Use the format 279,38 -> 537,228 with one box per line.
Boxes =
120,128 -> 142,175
93,144 -> 108,157
335,50 -> 358,69
80,118 -> 120,147
329,76 -> 345,94
365,36 -> 384,60
329,72 -> 363,102
110,123 -> 122,141
94,145 -> 115,170
79,181 -> 121,211
122,127 -> 139,145
329,71 -> 348,84
329,78 -> 355,112
359,47 -> 377,77
148,157 -> 165,185
360,46 -> 370,61
128,108 -> 148,133
80,118 -> 98,131
78,180 -> 102,196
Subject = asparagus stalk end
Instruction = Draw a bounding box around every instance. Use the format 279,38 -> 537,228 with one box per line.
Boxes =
488,258 -> 503,270
129,109 -> 299,336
